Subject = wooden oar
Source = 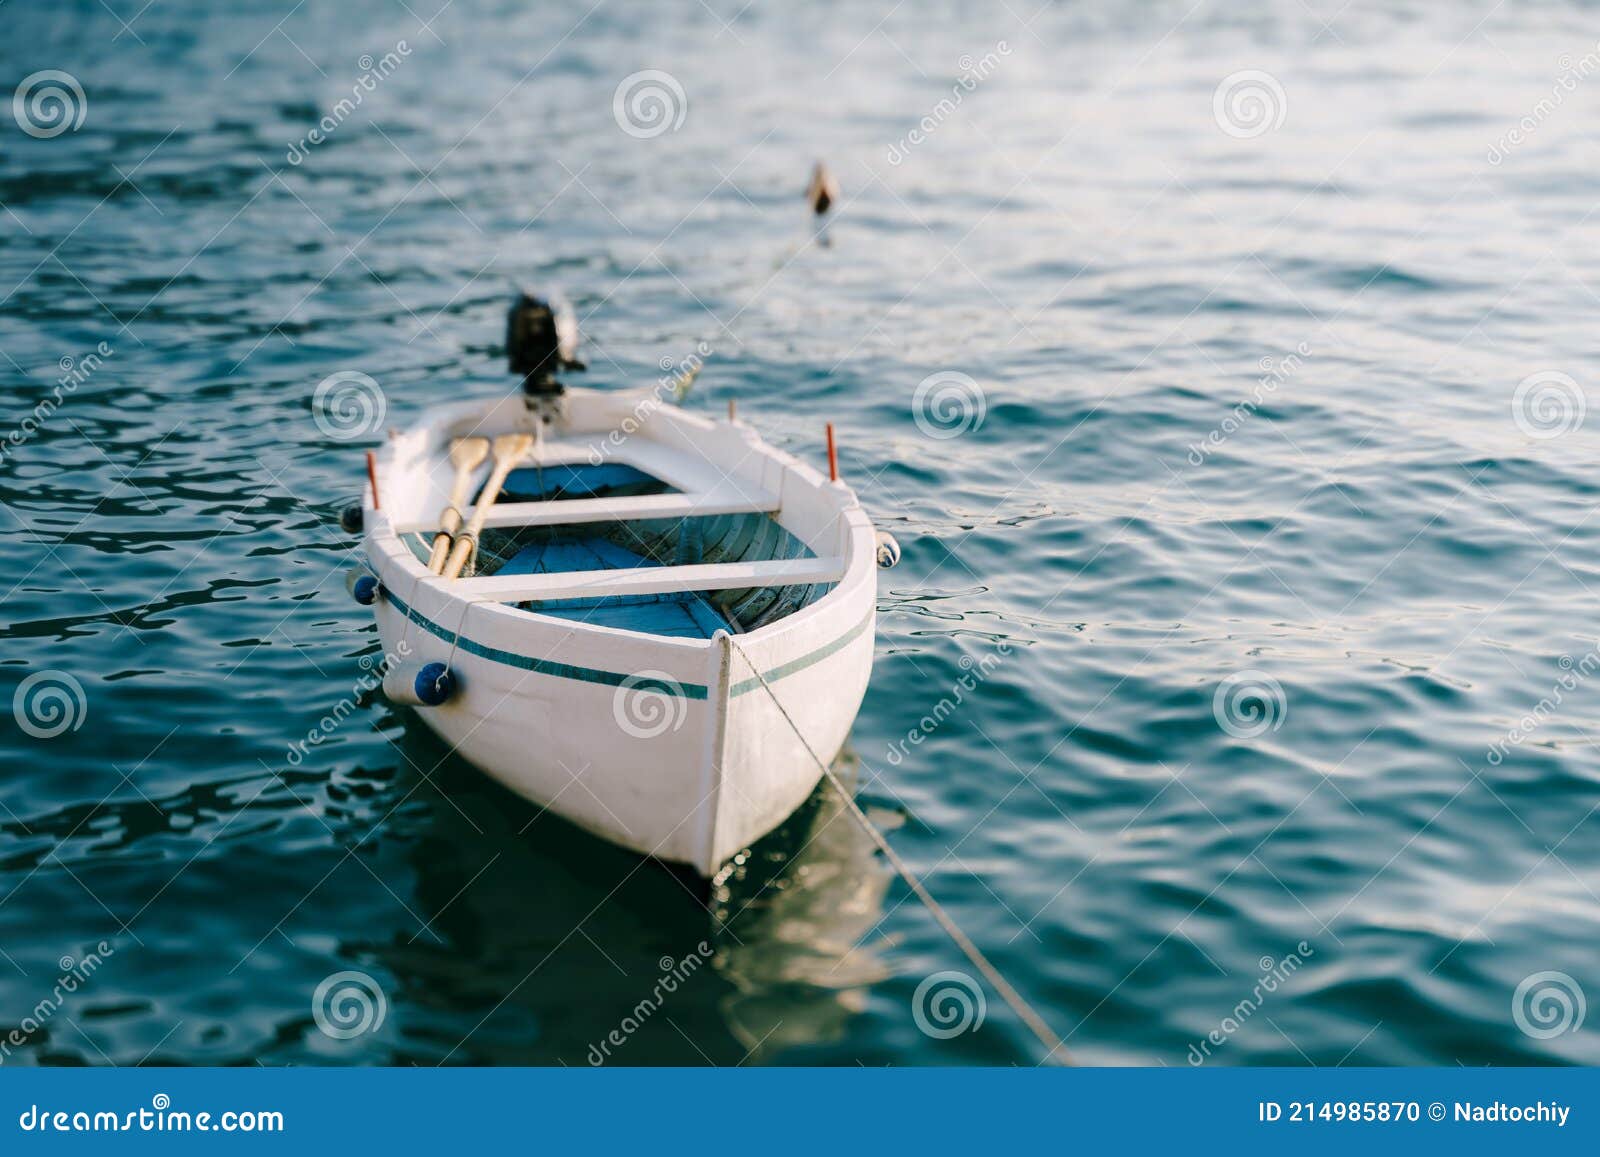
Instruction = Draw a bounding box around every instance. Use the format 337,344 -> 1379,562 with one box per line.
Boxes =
440,433 -> 532,580
427,437 -> 489,573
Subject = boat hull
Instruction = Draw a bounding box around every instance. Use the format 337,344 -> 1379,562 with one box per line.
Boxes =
371,591 -> 873,876
360,390 -> 880,876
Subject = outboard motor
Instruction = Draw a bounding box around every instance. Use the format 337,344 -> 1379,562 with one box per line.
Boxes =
507,291 -> 584,399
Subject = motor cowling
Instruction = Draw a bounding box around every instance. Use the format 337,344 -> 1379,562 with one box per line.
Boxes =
507,292 -> 584,397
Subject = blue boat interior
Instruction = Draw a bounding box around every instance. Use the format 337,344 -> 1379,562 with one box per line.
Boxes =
416,462 -> 829,637
497,536 -> 732,640
485,462 -> 674,504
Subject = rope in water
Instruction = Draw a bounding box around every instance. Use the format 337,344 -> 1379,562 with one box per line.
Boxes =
727,636 -> 1071,1066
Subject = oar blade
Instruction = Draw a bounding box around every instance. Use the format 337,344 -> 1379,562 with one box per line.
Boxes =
439,433 -> 531,580
428,437 -> 493,574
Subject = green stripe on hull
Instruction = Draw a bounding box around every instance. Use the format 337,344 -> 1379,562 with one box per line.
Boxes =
382,590 -> 870,700
728,613 -> 874,696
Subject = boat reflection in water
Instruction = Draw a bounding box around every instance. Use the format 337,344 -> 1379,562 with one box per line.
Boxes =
356,717 -> 895,1065
709,753 -> 897,1062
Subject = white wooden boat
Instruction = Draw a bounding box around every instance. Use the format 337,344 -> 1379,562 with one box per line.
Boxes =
351,297 -> 886,876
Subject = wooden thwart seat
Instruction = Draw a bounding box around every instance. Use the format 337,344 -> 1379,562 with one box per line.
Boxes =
393,485 -> 780,535
443,556 -> 844,605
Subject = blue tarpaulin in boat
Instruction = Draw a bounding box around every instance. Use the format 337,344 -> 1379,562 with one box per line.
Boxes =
494,463 -> 669,504
500,536 -> 731,640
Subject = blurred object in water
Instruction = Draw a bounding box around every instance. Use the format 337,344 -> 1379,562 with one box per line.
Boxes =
806,160 -> 839,216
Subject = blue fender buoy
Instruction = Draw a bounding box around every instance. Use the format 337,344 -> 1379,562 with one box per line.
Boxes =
340,504 -> 364,534
875,531 -> 901,569
352,575 -> 380,605
414,662 -> 456,707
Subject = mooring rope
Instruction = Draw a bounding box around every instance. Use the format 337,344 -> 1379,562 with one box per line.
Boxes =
727,637 -> 1071,1066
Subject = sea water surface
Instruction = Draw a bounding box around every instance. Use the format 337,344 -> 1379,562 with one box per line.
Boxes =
1,0 -> 1598,1066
